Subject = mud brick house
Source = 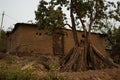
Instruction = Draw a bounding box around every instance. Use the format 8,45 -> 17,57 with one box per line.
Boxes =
7,23 -> 107,56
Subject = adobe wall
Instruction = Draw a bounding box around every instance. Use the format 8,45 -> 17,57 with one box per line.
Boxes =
90,34 -> 107,56
16,25 -> 53,55
63,30 -> 106,55
7,28 -> 20,53
63,30 -> 75,54
7,24 -> 107,56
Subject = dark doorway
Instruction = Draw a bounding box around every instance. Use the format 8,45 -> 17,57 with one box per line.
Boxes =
53,34 -> 64,55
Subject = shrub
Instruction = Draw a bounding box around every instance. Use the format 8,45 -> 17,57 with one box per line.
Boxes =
0,64 -> 40,80
4,54 -> 14,64
45,57 -> 64,80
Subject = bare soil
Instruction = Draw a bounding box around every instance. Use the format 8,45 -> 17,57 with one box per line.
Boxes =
0,54 -> 120,80
62,68 -> 120,80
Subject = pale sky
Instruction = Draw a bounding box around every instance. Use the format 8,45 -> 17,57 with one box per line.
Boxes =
0,0 -> 40,31
0,0 -> 119,31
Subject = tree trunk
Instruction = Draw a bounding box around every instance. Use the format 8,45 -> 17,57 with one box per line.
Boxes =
70,0 -> 79,46
60,38 -> 119,72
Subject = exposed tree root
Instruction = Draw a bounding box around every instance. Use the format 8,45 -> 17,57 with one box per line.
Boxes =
60,42 -> 119,72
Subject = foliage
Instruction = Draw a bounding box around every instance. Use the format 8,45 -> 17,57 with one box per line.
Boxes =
45,57 -> 64,80
0,64 -> 40,80
4,54 -> 14,64
49,0 -> 120,33
0,54 -> 14,64
35,0 -> 66,35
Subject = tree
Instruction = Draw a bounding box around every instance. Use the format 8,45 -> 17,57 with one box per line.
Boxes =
35,0 -> 66,35
35,0 -> 120,71
57,0 -> 120,71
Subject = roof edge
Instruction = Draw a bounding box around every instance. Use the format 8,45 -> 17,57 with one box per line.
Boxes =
7,23 -> 107,37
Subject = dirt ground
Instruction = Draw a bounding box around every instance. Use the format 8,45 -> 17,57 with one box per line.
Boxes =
62,68 -> 120,80
0,54 -> 120,80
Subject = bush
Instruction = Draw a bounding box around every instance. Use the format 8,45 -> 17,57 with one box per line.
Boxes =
45,57 -> 64,80
0,64 -> 40,80
4,54 -> 14,64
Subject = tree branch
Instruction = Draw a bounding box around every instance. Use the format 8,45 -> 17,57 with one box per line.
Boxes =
74,0 -> 87,32
64,24 -> 72,29
88,11 -> 93,35
88,1 -> 98,36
